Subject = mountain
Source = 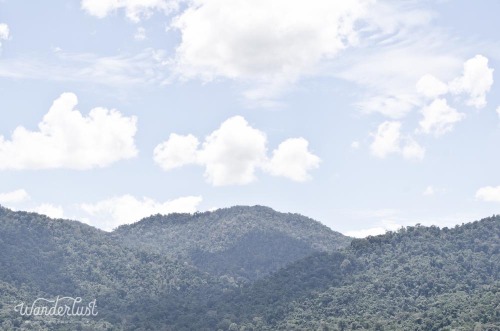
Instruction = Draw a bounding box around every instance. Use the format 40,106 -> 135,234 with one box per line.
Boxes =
0,205 -> 350,330
113,205 -> 351,281
188,216 -> 500,330
0,206 -> 227,330
1,205 -> 499,330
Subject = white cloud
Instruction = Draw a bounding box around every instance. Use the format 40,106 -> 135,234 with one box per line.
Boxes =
266,138 -> 321,182
351,141 -> 360,149
197,116 -> 268,186
81,0 -> 178,22
0,23 -> 9,40
418,98 -> 465,136
170,0 -> 460,108
33,203 -> 64,219
154,116 -> 321,185
134,26 -> 147,40
345,226 -> 386,238
370,121 -> 425,160
497,106 -> 500,118
422,185 -> 445,196
414,55 -> 494,111
416,74 -> 448,99
345,219 -> 402,238
355,94 -> 420,119
171,0 -> 369,90
339,47 -> 493,123
0,189 -> 30,204
80,195 -> 202,231
449,55 -> 494,109
153,133 -> 199,171
337,33 -> 463,119
370,121 -> 401,158
0,93 -> 137,170
475,186 -> 500,203
0,49 -> 170,87
402,138 -> 425,161
0,23 -> 9,49
423,185 -> 435,196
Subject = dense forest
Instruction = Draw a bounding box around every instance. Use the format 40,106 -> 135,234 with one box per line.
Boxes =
0,205 -> 498,330
113,206 -> 350,282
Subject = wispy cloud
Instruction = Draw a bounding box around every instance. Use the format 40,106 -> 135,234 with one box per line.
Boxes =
0,48 -> 170,86
81,0 -> 179,22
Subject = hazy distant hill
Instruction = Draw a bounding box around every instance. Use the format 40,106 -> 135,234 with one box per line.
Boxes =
113,205 -> 351,281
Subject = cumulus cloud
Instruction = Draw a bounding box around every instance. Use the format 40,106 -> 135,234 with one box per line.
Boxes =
416,74 -> 448,99
33,203 -> 65,219
0,23 -> 9,49
81,0 -> 178,22
0,93 -> 138,170
0,23 -> 9,40
449,55 -> 494,108
266,138 -> 321,182
197,117 -> 268,186
0,189 -> 30,205
475,186 -> 500,203
337,33 -> 463,119
370,121 -> 424,160
415,55 -> 494,110
153,133 -> 199,171
171,0 -> 369,90
497,106 -> 500,118
154,116 -> 320,185
418,98 -> 465,136
370,121 -> 402,159
402,138 -> 426,161
80,195 -> 202,230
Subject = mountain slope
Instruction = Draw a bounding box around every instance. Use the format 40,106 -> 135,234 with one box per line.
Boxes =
179,216 -> 500,330
113,205 -> 351,281
0,206 -> 226,330
2,206 -> 498,330
0,205 -> 350,330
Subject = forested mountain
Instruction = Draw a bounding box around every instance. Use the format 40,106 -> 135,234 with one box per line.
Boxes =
194,217 -> 500,330
0,205 -> 499,330
0,206 -> 227,330
113,205 -> 351,281
0,205 -> 349,330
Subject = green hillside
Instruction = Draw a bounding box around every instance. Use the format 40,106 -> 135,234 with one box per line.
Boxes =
113,205 -> 351,281
0,205 -> 498,330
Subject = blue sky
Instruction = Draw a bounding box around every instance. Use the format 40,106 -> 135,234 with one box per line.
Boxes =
1,0 -> 500,236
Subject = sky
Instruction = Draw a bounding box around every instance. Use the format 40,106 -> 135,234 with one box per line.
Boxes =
1,0 -> 500,236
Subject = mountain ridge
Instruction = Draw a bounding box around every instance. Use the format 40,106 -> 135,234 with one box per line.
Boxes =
1,205 -> 498,330
112,205 -> 351,281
